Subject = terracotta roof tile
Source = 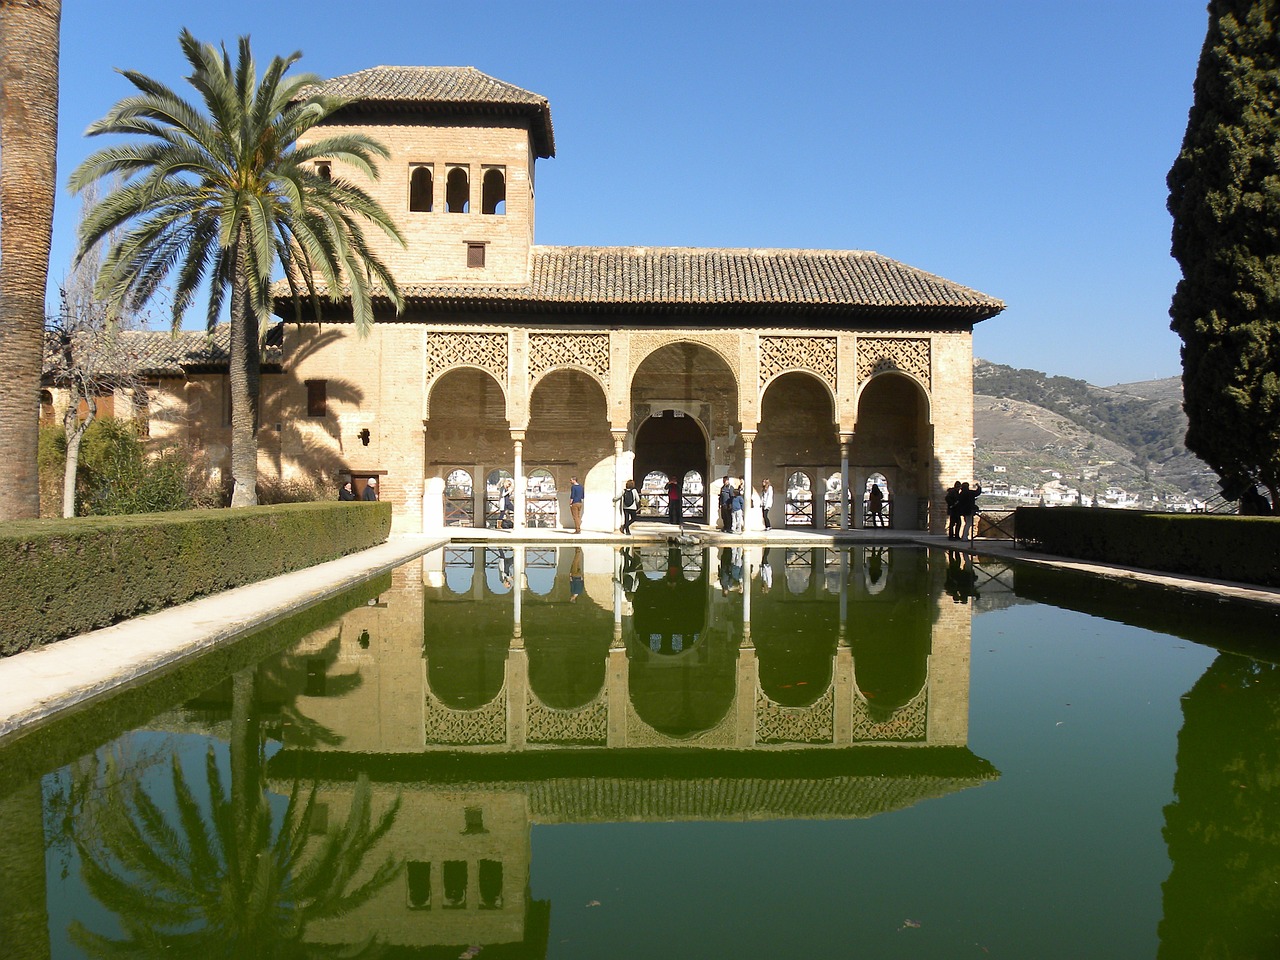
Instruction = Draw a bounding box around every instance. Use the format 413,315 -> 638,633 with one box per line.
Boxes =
370,246 -> 1004,321
305,66 -> 555,157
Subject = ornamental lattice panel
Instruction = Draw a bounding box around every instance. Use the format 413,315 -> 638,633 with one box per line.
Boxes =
526,694 -> 609,745
849,689 -> 928,742
759,336 -> 837,391
856,337 -> 931,389
528,333 -> 610,383
424,331 -> 507,383
423,690 -> 508,745
754,685 -> 836,744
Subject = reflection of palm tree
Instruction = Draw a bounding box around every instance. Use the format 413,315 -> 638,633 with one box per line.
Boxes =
71,746 -> 400,958
192,634 -> 363,749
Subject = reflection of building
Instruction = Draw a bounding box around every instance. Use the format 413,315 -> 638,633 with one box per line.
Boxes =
268,545 -> 992,954
101,67 -> 1001,533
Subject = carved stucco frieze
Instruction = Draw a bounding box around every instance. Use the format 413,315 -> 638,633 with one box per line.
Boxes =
424,331 -> 508,383
755,685 -> 836,744
849,688 -> 928,742
856,336 -> 931,389
423,689 -> 508,745
528,332 -> 610,385
526,694 -> 609,745
759,335 -> 837,392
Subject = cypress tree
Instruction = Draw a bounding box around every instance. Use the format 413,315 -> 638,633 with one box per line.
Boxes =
1168,0 -> 1280,512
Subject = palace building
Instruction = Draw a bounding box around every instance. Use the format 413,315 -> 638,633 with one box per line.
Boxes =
122,66 -> 1004,534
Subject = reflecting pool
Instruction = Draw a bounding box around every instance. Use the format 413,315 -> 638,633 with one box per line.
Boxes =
2,545 -> 1279,958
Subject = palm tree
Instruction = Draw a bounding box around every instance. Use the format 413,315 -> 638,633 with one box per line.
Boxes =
0,0 -> 62,520
69,30 -> 404,507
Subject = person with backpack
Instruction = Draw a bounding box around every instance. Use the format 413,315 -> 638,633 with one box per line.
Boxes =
616,479 -> 640,534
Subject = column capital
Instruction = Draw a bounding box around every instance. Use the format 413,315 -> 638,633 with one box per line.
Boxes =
509,430 -> 526,443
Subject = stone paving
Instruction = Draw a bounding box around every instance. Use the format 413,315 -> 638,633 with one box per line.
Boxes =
2,525 -> 1277,745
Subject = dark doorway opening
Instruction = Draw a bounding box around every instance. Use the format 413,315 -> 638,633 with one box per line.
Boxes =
634,411 -> 708,523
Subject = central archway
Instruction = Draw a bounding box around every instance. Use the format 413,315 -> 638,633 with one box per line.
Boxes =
630,342 -> 737,525
634,412 -> 708,522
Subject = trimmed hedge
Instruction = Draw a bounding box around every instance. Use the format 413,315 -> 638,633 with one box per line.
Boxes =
0,501 -> 391,655
1014,506 -> 1280,587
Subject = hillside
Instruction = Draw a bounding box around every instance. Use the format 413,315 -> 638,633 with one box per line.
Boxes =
972,359 -> 1218,506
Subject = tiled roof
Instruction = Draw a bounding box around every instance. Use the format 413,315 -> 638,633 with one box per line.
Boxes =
286,246 -> 1004,323
305,66 -> 555,158
44,325 -> 282,378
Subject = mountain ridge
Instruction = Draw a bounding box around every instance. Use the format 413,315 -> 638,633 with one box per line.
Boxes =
972,358 -> 1216,505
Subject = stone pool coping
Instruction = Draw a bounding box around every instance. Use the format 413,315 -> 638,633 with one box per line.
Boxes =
2,526 -> 1277,744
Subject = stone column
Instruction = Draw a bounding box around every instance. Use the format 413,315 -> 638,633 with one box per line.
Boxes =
512,431 -> 526,531
741,430 -> 756,531
839,434 -> 853,530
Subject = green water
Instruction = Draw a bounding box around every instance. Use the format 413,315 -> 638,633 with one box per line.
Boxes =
1,545 -> 1278,959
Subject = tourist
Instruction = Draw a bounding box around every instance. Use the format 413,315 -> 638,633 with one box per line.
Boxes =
868,482 -> 885,527
959,481 -> 983,540
339,479 -> 356,501
719,476 -> 734,532
760,478 -> 773,530
667,476 -> 682,527
362,478 -> 379,501
569,476 -> 584,534
759,547 -> 773,592
498,478 -> 514,529
731,483 -> 746,533
615,478 -> 640,534
569,548 -> 585,600
946,481 -> 962,540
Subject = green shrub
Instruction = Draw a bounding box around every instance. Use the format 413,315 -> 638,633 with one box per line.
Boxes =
0,501 -> 392,655
1014,507 -> 1280,587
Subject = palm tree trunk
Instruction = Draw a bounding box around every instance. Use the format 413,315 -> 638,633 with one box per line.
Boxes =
0,0 -> 62,520
228,237 -> 260,507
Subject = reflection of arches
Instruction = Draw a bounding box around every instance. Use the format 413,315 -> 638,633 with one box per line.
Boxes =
854,373 -> 931,530
850,548 -> 931,718
524,550 -> 611,709
485,547 -> 514,595
444,546 -> 475,595
627,549 -> 737,736
752,588 -> 838,707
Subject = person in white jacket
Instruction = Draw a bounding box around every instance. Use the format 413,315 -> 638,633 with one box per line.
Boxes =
760,478 -> 774,530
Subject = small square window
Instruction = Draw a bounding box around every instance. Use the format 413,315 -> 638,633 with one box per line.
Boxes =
467,243 -> 486,268
306,380 -> 327,417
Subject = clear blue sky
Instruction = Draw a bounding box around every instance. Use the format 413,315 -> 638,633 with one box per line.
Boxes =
49,0 -> 1209,386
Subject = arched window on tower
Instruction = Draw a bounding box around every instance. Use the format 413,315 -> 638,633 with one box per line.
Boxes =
409,166 -> 433,212
481,167 -> 506,215
315,161 -> 331,182
446,165 -> 469,213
